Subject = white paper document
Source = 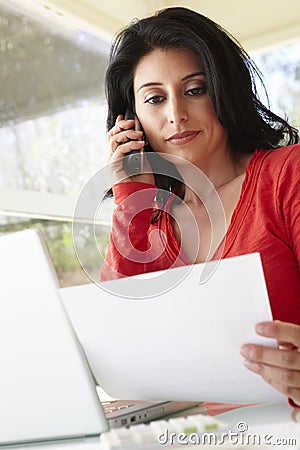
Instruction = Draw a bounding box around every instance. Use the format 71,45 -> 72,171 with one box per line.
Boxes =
61,253 -> 284,403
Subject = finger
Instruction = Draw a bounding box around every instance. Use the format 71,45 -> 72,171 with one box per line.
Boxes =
117,130 -> 144,143
111,140 -> 145,160
240,344 -> 300,370
278,342 -> 298,351
109,118 -> 135,136
243,359 -> 300,388
255,321 -> 300,347
110,130 -> 143,147
109,131 -> 144,157
265,379 -> 300,404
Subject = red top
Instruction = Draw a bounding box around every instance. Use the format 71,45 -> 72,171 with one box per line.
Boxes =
101,145 -> 300,324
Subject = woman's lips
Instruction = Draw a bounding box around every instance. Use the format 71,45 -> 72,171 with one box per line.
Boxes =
166,130 -> 200,145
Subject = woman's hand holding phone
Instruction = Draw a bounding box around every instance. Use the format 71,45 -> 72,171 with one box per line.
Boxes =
107,114 -> 154,185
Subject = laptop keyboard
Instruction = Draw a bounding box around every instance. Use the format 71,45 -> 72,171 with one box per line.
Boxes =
100,413 -> 227,449
102,400 -> 135,414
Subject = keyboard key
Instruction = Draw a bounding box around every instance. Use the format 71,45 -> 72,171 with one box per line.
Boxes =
148,419 -> 169,435
100,413 -> 228,449
116,428 -> 135,445
130,423 -> 157,444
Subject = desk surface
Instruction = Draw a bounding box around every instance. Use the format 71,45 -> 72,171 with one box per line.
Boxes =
12,401 -> 300,450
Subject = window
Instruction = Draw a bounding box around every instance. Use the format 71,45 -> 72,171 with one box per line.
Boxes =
252,40 -> 300,130
0,0 -> 111,286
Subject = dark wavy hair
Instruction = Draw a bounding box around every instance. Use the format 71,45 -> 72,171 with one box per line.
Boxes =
105,6 -> 299,199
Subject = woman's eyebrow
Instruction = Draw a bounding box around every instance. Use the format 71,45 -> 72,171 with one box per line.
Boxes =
137,82 -> 162,92
137,71 -> 206,92
181,71 -> 205,81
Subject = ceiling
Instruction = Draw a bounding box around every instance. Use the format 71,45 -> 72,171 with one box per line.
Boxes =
30,0 -> 300,50
1,0 -> 300,126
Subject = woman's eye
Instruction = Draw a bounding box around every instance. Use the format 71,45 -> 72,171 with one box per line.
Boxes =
186,86 -> 207,96
145,96 -> 165,104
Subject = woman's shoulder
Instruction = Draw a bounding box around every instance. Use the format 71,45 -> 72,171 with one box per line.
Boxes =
263,143 -> 299,161
272,143 -> 300,159
245,144 -> 299,192
254,144 -> 300,173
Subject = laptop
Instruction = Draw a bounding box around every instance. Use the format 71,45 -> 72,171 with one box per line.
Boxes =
0,229 -> 199,446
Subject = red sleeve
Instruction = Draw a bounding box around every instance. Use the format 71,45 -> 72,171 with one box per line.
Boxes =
278,146 -> 300,407
100,182 -> 157,281
277,145 -> 300,267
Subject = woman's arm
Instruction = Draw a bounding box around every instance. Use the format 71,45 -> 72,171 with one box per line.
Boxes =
101,113 -> 157,281
100,182 -> 158,281
242,148 -> 300,405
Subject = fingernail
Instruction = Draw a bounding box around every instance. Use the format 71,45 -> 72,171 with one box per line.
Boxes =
243,359 -> 255,370
256,322 -> 268,334
240,345 -> 250,357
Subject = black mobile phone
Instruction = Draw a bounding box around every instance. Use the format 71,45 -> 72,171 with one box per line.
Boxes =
123,107 -> 144,176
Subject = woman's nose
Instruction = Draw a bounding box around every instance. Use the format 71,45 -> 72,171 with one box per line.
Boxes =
167,99 -> 188,124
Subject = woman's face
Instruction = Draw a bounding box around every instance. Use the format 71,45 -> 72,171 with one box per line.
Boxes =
133,48 -> 230,169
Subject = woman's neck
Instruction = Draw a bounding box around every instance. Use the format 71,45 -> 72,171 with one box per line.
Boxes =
178,152 -> 253,204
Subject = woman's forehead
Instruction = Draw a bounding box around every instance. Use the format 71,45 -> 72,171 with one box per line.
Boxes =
133,48 -> 205,86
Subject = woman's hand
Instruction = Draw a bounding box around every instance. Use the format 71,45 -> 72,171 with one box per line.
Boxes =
241,321 -> 300,406
107,114 -> 154,185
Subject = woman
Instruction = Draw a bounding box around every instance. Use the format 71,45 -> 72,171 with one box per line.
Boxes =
101,7 -> 300,404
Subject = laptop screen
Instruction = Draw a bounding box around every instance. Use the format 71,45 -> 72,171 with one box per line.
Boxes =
0,229 -> 108,446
